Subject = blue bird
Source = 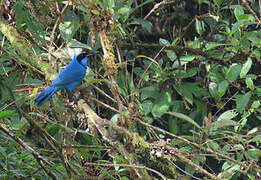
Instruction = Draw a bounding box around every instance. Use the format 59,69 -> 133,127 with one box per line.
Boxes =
34,52 -> 90,106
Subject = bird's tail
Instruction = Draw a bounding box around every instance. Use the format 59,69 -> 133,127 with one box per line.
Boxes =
33,86 -> 58,106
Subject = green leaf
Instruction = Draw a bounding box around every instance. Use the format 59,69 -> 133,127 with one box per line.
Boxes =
68,39 -> 92,49
120,177 -> 130,180
117,71 -> 128,96
245,77 -> 255,90
1,71 -> 22,102
152,92 -> 172,118
59,22 -> 74,42
226,63 -> 242,82
195,19 -> 205,35
221,162 -> 241,178
166,112 -> 201,129
64,9 -> 80,25
141,85 -> 160,101
234,5 -> 244,21
130,18 -> 152,32
111,114 -> 119,124
0,110 -> 18,119
217,110 -> 238,121
172,100 -> 185,112
205,42 -> 226,51
159,38 -> 170,46
118,7 -> 130,22
238,14 -> 255,21
24,78 -> 44,86
249,134 -> 261,143
233,144 -> 244,151
214,0 -> 223,7
14,1 -> 45,43
248,128 -> 258,135
183,89 -> 193,105
106,0 -> 115,9
208,141 -> 220,151
0,66 -> 12,75
240,38 -> 251,50
240,59 -> 252,78
211,119 -> 239,129
174,84 -> 195,105
209,66 -> 225,83
257,88 -> 261,96
251,100 -> 260,109
127,75 -> 135,94
245,149 -> 261,161
47,124 -> 61,136
165,50 -> 177,61
231,20 -> 246,33
209,82 -> 219,101
168,115 -> 178,134
236,92 -> 252,111
180,56 -> 195,62
0,146 -> 7,156
172,56 -> 195,68
142,100 -> 153,115
183,82 -> 204,97
253,48 -> 261,59
247,36 -> 261,46
118,7 -> 130,15
217,80 -> 229,98
171,38 -> 179,46
91,9 -> 100,15
180,68 -> 199,79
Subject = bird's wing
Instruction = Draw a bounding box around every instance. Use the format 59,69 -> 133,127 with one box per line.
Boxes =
51,62 -> 86,87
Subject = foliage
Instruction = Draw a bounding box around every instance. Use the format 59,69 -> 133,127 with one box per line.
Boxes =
0,0 -> 260,179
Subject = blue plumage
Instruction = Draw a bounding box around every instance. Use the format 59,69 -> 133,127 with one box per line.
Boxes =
34,52 -> 89,106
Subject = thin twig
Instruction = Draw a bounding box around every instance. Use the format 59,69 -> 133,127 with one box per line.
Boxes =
84,162 -> 167,180
242,0 -> 261,26
213,92 -> 238,118
48,3 -> 69,61
137,46 -> 165,88
168,160 -> 202,180
136,118 -> 247,169
179,13 -> 219,44
89,96 -> 120,113
169,148 -> 217,179
144,1 -> 165,20
62,144 -> 110,149
23,112 -> 73,177
92,85 -> 117,104
0,124 -> 57,179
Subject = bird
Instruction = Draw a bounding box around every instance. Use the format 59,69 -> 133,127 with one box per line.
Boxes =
34,52 -> 90,106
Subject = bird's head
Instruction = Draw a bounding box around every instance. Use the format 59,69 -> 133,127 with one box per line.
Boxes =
74,52 -> 91,68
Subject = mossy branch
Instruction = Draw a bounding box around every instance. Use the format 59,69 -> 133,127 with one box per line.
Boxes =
77,99 -> 219,179
79,0 -> 124,112
0,20 -> 56,80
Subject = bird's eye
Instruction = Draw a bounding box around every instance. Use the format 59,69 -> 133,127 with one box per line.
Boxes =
76,52 -> 88,62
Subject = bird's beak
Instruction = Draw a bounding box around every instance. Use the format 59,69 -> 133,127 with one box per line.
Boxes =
81,52 -> 93,57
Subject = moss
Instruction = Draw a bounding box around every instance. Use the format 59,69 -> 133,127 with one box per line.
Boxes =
0,21 -> 56,80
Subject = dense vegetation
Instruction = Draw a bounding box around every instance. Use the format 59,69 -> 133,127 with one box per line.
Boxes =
0,0 -> 260,179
